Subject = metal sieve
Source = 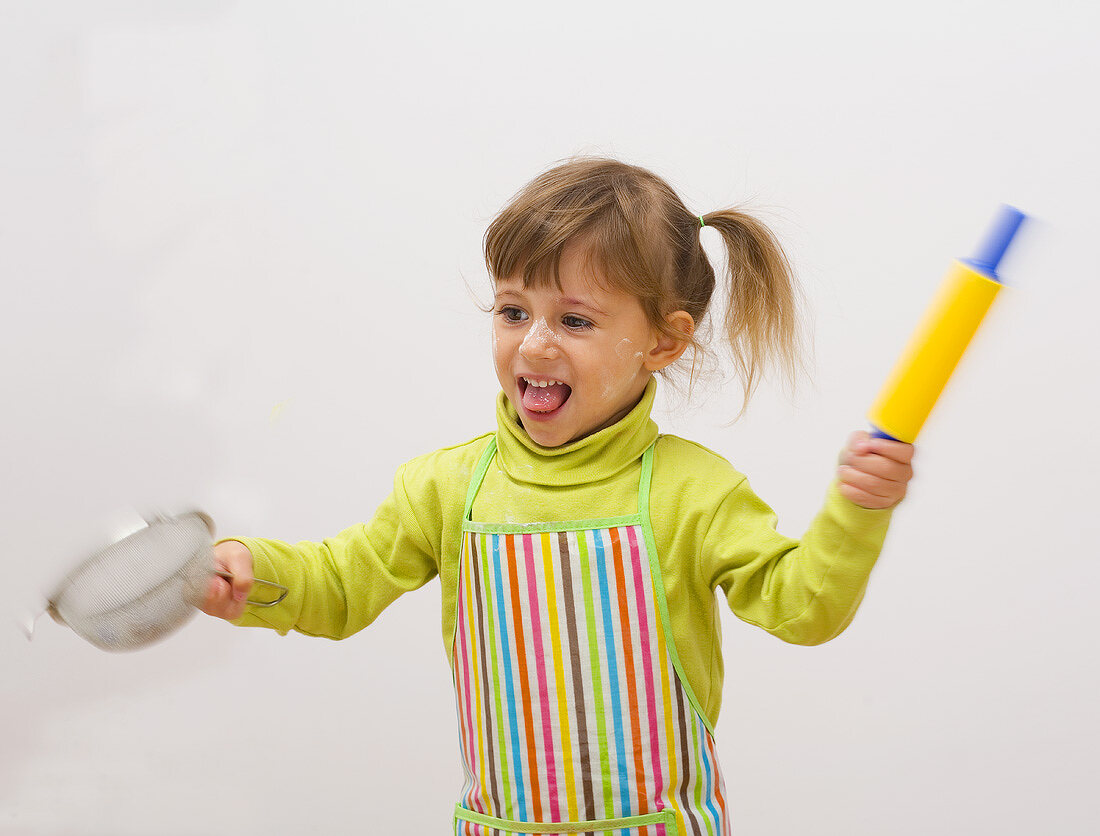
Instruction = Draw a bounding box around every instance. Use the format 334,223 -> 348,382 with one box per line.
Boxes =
45,511 -> 287,651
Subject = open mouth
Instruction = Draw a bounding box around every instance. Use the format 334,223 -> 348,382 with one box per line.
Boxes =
519,377 -> 572,415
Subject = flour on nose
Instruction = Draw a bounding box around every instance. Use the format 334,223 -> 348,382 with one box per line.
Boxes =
521,317 -> 561,354
537,318 -> 562,343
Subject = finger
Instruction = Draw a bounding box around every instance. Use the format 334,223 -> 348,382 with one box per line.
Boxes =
845,453 -> 914,484
229,571 -> 253,604
837,480 -> 897,510
213,541 -> 255,603
841,431 -> 914,463
864,436 -> 915,464
840,431 -> 872,464
201,574 -> 242,620
837,464 -> 907,504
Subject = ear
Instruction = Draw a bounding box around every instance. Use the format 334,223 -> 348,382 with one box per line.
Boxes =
643,311 -> 695,372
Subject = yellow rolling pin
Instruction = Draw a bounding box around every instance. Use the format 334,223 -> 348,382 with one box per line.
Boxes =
869,205 -> 1026,443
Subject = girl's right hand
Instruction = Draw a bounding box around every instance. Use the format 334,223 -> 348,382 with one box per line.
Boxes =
837,430 -> 915,510
201,540 -> 255,621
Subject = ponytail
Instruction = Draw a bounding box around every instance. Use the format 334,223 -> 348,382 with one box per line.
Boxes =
696,209 -> 804,410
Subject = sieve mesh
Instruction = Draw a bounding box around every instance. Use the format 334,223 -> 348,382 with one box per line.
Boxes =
46,511 -> 287,651
54,513 -> 213,619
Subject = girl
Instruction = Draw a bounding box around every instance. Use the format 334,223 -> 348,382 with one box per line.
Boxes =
202,157 -> 914,835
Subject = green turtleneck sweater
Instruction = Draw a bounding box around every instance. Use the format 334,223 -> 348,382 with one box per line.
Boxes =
229,380 -> 893,727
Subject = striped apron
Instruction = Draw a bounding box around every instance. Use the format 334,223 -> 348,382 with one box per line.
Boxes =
452,439 -> 731,836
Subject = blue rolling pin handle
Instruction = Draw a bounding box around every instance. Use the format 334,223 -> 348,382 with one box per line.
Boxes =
961,204 -> 1027,280
870,426 -> 901,442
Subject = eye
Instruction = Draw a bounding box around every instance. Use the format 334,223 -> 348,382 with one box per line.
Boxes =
562,314 -> 593,331
497,305 -> 528,323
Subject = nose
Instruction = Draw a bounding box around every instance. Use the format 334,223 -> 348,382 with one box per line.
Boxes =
518,317 -> 560,361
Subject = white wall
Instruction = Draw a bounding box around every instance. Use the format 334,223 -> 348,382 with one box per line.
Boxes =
3,1 -> 1097,833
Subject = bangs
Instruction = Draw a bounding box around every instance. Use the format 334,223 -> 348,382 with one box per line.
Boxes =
483,156 -> 679,321
485,200 -> 638,298
489,227 -> 625,296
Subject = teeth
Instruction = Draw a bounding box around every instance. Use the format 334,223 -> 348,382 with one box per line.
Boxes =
523,377 -> 564,388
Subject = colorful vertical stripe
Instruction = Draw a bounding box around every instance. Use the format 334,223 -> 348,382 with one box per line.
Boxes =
452,524 -> 730,835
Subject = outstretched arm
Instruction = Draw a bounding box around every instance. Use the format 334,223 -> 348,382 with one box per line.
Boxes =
196,464 -> 439,639
703,432 -> 913,645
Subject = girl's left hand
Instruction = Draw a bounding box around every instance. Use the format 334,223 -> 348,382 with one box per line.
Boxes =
837,431 -> 915,510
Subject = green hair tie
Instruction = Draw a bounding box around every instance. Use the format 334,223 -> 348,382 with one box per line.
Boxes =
699,215 -> 706,228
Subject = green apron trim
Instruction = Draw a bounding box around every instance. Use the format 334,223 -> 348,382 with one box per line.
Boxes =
462,439 -> 498,522
638,437 -> 716,734
454,804 -> 678,834
463,437 -> 646,531
464,516 -> 642,535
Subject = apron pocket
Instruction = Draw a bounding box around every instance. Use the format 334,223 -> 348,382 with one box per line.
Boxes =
453,804 -> 678,835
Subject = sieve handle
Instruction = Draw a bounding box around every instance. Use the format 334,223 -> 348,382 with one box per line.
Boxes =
213,570 -> 288,608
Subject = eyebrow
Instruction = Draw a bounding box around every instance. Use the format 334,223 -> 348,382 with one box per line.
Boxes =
493,290 -> 608,318
560,297 -> 608,317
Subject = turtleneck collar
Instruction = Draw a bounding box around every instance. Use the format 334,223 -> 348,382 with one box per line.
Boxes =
494,378 -> 659,487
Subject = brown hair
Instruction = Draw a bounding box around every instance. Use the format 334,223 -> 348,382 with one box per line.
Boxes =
484,156 -> 803,409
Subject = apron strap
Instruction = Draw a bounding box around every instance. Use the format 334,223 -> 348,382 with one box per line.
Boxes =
463,437 -> 498,521
463,436 -> 657,522
639,440 -> 655,519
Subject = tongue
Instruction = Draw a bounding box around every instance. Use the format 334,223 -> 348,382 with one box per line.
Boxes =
523,382 -> 569,413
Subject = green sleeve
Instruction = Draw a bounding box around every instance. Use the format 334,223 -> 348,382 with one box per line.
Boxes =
704,479 -> 894,645
226,462 -> 440,639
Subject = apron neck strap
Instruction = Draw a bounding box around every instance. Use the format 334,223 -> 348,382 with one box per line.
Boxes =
463,438 -> 497,521
639,441 -> 655,518
463,436 -> 658,522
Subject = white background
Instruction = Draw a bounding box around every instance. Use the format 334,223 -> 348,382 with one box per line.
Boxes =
2,1 -> 1098,833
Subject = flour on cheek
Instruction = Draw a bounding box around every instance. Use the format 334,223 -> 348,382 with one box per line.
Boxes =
614,337 -> 643,361
599,367 -> 622,402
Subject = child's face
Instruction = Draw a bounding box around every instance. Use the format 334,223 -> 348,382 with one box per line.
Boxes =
492,241 -> 662,448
